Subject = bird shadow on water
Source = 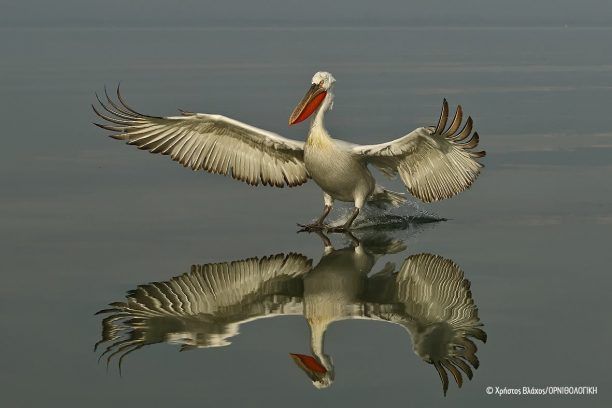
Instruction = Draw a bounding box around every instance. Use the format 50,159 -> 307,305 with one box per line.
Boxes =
94,224 -> 485,397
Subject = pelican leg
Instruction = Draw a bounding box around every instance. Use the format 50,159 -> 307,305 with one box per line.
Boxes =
315,204 -> 332,224
313,230 -> 333,249
327,207 -> 359,232
297,205 -> 332,231
298,194 -> 333,231
343,230 -> 360,246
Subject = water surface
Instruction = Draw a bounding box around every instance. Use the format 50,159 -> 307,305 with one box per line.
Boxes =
1,24 -> 611,407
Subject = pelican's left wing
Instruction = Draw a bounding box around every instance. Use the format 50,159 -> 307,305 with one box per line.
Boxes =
93,87 -> 309,187
352,100 -> 485,202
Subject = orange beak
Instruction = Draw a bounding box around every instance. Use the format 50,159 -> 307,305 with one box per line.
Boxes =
289,83 -> 327,125
289,353 -> 328,383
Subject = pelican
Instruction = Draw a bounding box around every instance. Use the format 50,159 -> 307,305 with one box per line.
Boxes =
93,72 -> 485,230
96,232 -> 486,395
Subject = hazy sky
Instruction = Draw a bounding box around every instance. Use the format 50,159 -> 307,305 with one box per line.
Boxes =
3,0 -> 612,28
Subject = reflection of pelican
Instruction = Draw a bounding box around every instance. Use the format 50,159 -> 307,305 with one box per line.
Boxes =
96,233 -> 486,395
93,71 -> 485,230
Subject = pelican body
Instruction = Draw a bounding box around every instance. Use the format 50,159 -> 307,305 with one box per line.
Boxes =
297,73 -> 391,228
93,72 -> 485,230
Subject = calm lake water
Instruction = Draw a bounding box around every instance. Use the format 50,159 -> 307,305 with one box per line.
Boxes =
1,24 -> 611,407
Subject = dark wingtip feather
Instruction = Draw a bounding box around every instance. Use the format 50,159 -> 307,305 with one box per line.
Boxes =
93,122 -> 123,132
93,338 -> 105,352
178,108 -> 195,116
442,360 -> 463,388
451,357 -> 473,380
95,308 -> 119,315
435,99 -> 450,134
91,103 -> 103,117
116,83 -> 161,119
459,132 -> 479,149
434,361 -> 449,396
451,116 -> 473,142
104,85 -> 139,118
470,150 -> 486,158
472,328 -> 488,343
444,105 -> 463,136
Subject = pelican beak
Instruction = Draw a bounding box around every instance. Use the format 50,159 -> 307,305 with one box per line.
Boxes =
289,353 -> 327,382
289,83 -> 327,125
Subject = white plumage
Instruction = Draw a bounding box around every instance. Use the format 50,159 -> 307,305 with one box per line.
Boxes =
93,72 -> 485,229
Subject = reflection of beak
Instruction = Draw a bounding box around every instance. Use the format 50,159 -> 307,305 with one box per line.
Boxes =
289,353 -> 327,382
289,83 -> 327,125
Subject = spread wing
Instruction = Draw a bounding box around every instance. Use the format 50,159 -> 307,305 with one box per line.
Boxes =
93,86 -> 309,187
353,100 -> 486,202
365,253 -> 486,395
95,253 -> 311,370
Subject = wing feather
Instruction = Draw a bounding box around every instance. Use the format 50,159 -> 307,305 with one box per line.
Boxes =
396,253 -> 485,394
96,253 -> 310,366
352,100 -> 485,202
105,253 -> 309,318
365,253 -> 486,395
93,85 -> 309,187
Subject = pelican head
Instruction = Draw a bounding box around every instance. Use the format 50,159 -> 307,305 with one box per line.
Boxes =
289,71 -> 336,125
311,71 -> 336,89
289,352 -> 335,388
289,315 -> 336,388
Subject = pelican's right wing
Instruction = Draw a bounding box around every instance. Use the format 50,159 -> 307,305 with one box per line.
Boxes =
93,87 -> 309,187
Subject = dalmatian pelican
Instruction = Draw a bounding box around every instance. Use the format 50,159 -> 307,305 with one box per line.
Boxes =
93,72 -> 485,230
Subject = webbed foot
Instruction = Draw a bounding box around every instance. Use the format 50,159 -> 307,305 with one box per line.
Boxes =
297,222 -> 328,232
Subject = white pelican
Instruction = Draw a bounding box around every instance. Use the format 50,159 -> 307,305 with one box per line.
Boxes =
93,72 -> 485,230
96,232 -> 486,395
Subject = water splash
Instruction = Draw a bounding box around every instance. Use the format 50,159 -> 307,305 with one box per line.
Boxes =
327,200 -> 446,230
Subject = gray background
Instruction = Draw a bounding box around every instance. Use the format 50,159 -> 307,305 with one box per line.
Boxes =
1,1 -> 611,407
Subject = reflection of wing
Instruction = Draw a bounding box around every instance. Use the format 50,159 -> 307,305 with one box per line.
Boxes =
96,253 -> 311,369
352,100 -> 485,202
93,87 -> 309,187
365,253 -> 486,396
